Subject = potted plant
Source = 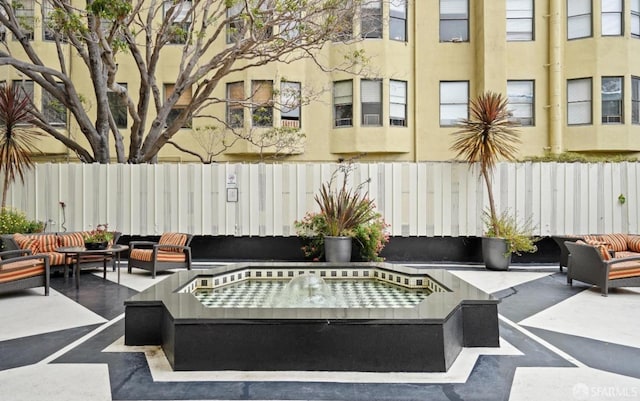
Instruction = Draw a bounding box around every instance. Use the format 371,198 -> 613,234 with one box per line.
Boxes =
83,224 -> 114,250
295,163 -> 388,262
450,91 -> 537,270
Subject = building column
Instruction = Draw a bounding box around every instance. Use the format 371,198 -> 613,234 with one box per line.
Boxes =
548,0 -> 563,155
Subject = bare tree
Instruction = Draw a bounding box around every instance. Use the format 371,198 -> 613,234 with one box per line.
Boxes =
0,0 -> 373,163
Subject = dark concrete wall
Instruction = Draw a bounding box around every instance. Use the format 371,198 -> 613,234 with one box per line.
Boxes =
120,235 -> 560,264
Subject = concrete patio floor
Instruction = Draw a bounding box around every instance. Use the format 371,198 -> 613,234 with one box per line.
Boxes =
1,262 -> 639,401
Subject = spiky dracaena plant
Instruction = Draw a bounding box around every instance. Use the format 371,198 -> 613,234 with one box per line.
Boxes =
0,85 -> 42,208
450,91 -> 521,236
314,170 -> 376,237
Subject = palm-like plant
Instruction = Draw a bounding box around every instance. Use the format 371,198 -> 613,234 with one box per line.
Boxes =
450,91 -> 520,236
0,84 -> 42,208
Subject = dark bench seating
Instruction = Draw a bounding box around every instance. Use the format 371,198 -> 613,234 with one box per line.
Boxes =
565,241 -> 640,296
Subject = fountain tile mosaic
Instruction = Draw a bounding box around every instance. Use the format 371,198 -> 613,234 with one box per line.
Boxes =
193,280 -> 428,308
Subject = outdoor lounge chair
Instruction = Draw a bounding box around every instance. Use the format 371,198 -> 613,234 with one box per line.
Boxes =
565,241 -> 640,296
0,250 -> 50,296
128,233 -> 193,278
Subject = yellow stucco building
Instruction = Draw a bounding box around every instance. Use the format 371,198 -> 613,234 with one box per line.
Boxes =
2,0 -> 640,162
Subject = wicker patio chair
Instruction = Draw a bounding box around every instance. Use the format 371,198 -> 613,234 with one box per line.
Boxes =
128,233 -> 193,278
0,250 -> 50,296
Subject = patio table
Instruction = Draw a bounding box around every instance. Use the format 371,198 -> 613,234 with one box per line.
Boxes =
56,245 -> 129,289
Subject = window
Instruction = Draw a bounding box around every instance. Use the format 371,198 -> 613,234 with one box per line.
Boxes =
567,78 -> 592,125
43,1 -> 56,41
280,81 -> 301,128
440,0 -> 468,42
251,80 -> 273,128
361,80 -> 382,126
43,84 -> 66,126
632,76 -> 640,124
602,0 -> 622,36
334,80 -> 353,127
227,81 -> 244,128
165,83 -> 192,128
506,0 -> 533,41
227,1 -> 244,43
331,4 -> 354,41
568,0 -> 591,39
507,80 -> 534,126
601,76 -> 623,123
361,0 -> 382,39
13,0 -> 34,41
108,84 -> 128,129
632,0 -> 640,37
164,1 -> 192,44
12,80 -> 33,125
389,0 -> 407,41
440,81 -> 468,126
389,80 -> 407,127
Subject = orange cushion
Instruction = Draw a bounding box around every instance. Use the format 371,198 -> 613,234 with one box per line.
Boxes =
129,249 -> 186,263
0,261 -> 46,283
599,234 -> 628,252
158,233 -> 187,252
38,234 -> 58,253
609,261 -> 640,280
58,232 -> 85,247
581,239 -> 612,260
14,234 -> 39,254
627,235 -> 640,252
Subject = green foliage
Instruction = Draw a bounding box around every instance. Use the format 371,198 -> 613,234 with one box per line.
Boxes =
523,151 -> 638,163
483,210 -> 538,256
0,208 -> 44,234
314,171 -> 376,237
294,212 -> 389,262
83,224 -> 114,243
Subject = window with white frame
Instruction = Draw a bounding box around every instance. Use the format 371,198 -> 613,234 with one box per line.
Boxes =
334,80 -> 353,127
440,81 -> 468,126
251,80 -> 273,127
507,80 -> 534,126
601,76 -> 623,123
440,0 -> 468,42
506,0 -> 533,41
602,0 -> 622,36
361,0 -> 382,38
361,79 -> 382,126
568,0 -> 591,39
390,80 -> 407,127
227,81 -> 244,128
13,0 -> 34,41
331,5 -> 354,41
389,0 -> 407,41
43,83 -> 66,126
227,1 -> 244,43
632,0 -> 640,37
567,78 -> 592,125
164,1 -> 192,44
280,81 -> 301,128
632,76 -> 640,124
108,83 -> 128,129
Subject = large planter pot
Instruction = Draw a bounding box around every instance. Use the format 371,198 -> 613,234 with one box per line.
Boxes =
481,237 -> 512,271
324,236 -> 352,263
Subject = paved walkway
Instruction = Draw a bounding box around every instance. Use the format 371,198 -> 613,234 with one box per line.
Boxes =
1,262 -> 639,401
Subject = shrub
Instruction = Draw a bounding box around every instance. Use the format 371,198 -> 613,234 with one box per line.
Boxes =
0,207 -> 44,234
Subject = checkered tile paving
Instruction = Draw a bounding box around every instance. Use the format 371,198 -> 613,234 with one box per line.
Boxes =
193,280 -> 429,308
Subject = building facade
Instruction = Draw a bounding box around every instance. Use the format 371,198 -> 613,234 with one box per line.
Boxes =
2,0 -> 640,162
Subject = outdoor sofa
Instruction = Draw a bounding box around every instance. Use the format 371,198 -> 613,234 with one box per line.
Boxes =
553,233 -> 640,271
1,231 -> 121,278
565,240 -> 640,296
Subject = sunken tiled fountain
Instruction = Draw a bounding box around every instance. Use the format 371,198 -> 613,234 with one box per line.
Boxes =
124,262 -> 499,372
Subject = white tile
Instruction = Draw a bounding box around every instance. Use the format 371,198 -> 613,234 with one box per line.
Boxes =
0,364 -> 111,401
509,367 -> 640,401
94,267 -> 174,292
104,336 -> 522,384
519,287 -> 640,348
448,270 -> 553,294
0,289 -> 106,341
